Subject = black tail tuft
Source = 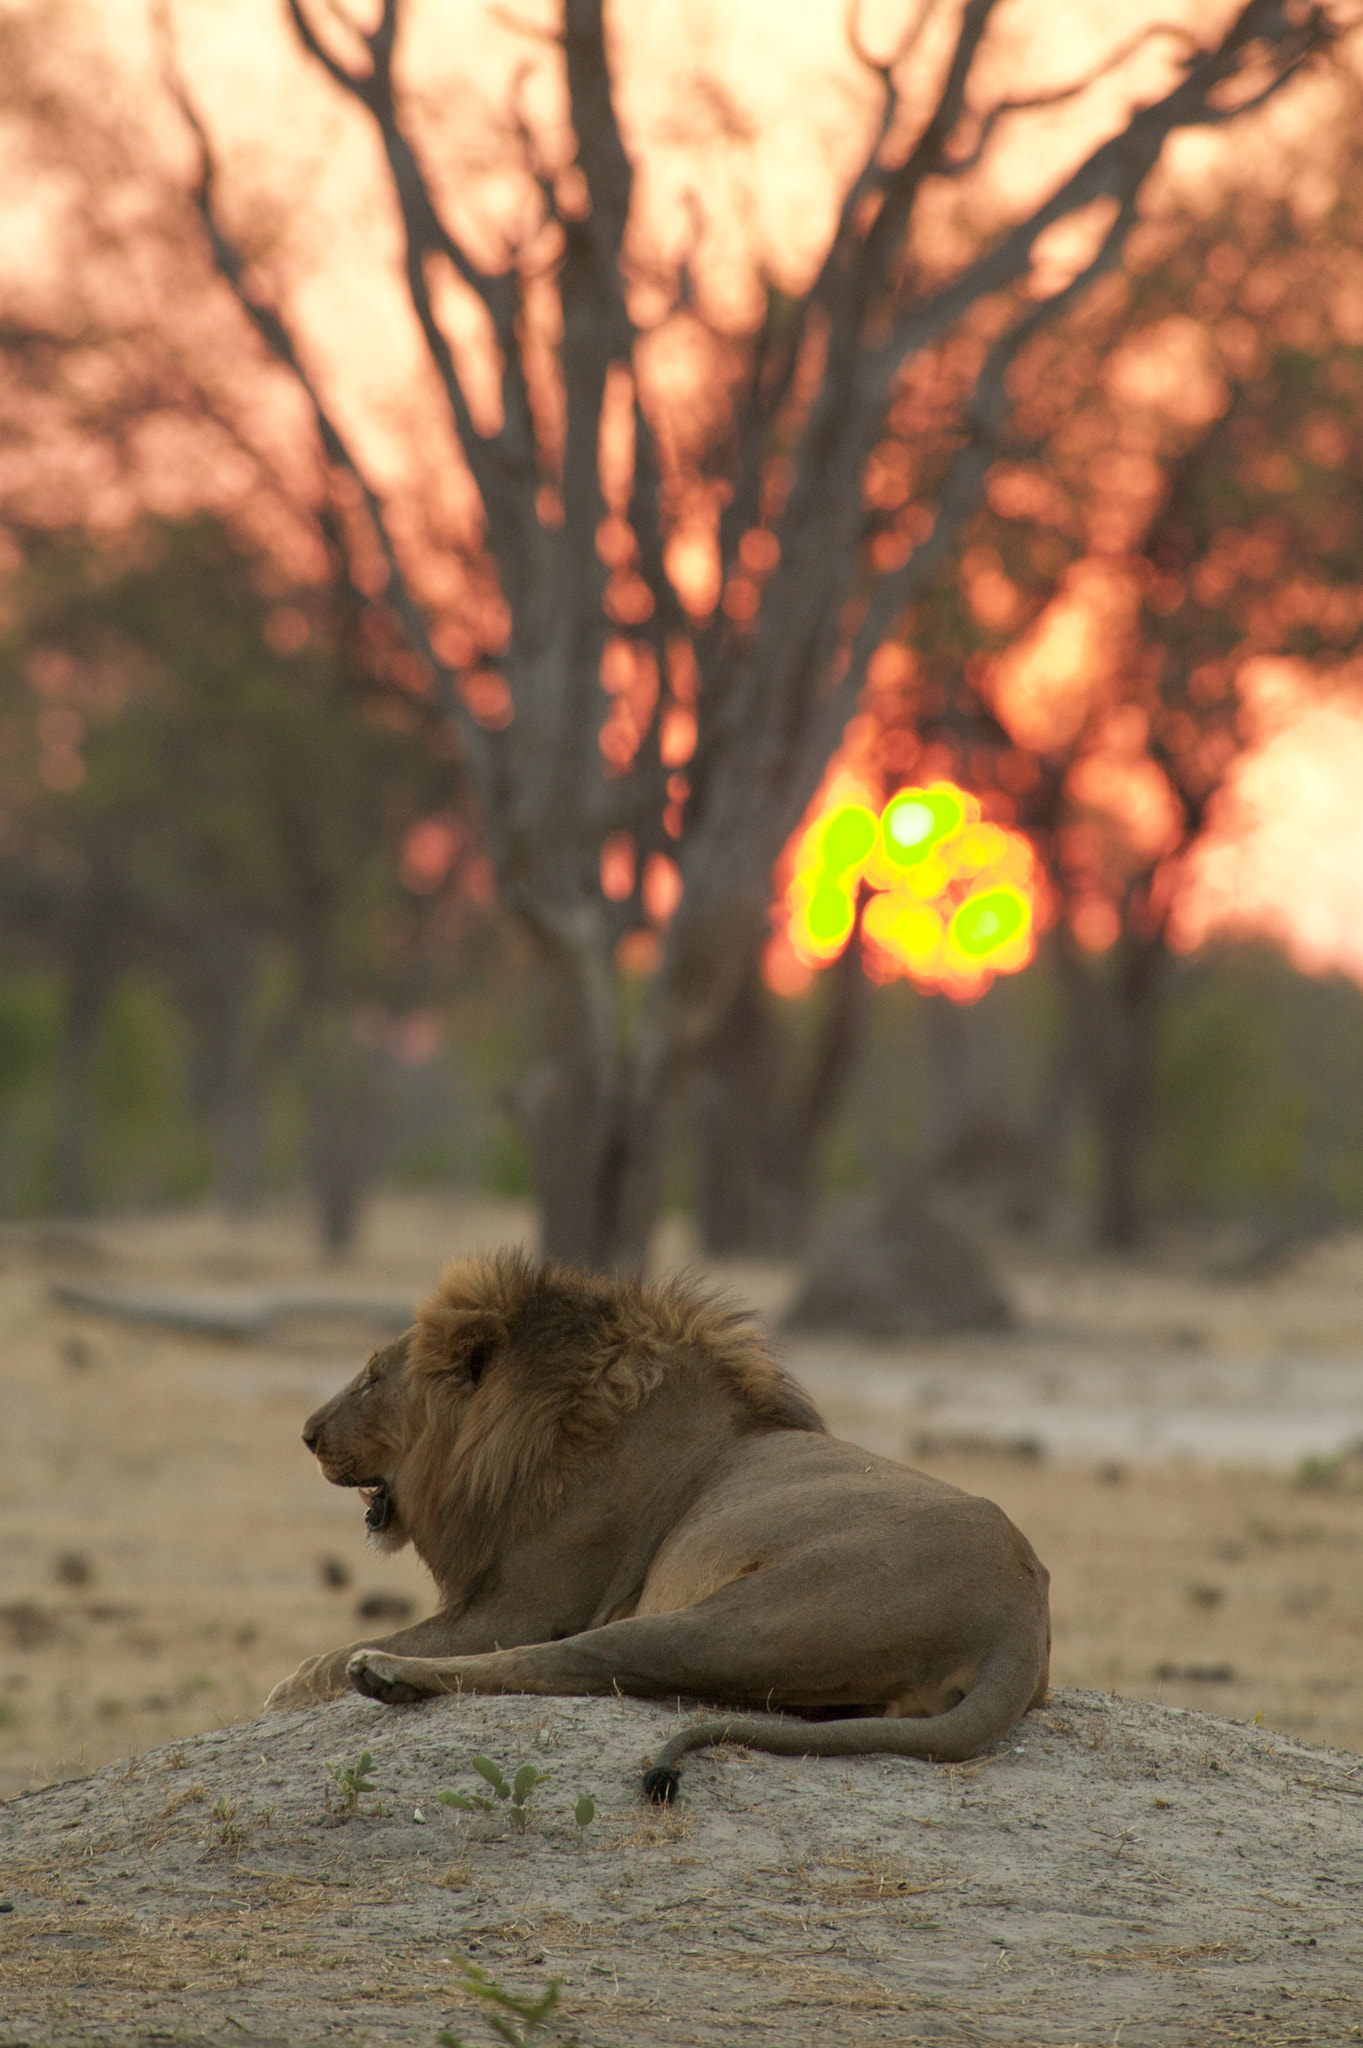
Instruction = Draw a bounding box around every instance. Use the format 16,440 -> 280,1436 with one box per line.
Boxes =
641,1764 -> 680,1805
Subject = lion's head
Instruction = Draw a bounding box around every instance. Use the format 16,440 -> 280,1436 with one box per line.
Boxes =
301,1334 -> 418,1553
301,1249 -> 824,1590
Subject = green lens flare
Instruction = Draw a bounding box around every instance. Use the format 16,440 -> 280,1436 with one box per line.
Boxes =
819,804 -> 877,875
950,887 -> 1028,959
805,882 -> 855,947
881,787 -> 965,866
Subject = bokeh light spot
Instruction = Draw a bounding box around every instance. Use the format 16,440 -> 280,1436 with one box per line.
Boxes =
950,886 -> 1029,959
882,785 -> 965,866
805,881 -> 856,947
779,775 -> 1041,996
820,803 -> 878,874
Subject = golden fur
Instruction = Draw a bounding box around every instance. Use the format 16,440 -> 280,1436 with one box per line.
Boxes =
266,1252 -> 1050,1794
400,1254 -> 825,1588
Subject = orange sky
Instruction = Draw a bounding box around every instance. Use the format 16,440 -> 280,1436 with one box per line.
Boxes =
1177,667 -> 1363,988
14,0 -> 1363,988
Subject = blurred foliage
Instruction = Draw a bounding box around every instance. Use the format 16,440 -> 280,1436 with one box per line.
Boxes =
0,516 -> 513,1235
819,946 -> 1363,1231
1153,951 -> 1363,1223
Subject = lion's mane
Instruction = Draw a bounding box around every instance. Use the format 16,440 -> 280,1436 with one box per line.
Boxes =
395,1249 -> 826,1592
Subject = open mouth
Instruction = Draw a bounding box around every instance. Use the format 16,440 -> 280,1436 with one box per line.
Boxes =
362,1482 -> 394,1535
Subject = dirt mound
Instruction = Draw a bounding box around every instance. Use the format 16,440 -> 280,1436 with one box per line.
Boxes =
786,1187 -> 1012,1337
3,1686 -> 1360,2046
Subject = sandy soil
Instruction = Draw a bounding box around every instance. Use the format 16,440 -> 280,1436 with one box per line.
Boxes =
2,1191 -> 1362,1806
2,1684 -> 1361,2047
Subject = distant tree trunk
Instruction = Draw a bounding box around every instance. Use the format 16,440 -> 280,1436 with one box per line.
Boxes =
181,925 -> 264,1214
1059,930 -> 1167,1249
52,909 -> 119,1216
303,1011 -> 388,1257
695,939 -> 866,1258
918,992 -> 1001,1169
514,941 -> 634,1266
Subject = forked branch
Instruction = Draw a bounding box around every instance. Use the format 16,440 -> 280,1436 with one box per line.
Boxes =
158,32 -> 495,794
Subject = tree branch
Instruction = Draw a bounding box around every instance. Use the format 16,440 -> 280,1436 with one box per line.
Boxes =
781,186 -> 1145,837
563,0 -> 635,343
158,40 -> 496,798
871,0 -> 1336,397
283,0 -> 543,592
940,22 -> 1201,180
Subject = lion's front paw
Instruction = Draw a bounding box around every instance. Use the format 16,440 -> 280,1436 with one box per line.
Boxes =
264,1669 -> 314,1714
346,1650 -> 427,1705
264,1649 -> 352,1713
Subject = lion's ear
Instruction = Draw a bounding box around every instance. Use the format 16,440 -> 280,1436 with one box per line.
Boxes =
461,1312 -> 505,1385
412,1304 -> 508,1385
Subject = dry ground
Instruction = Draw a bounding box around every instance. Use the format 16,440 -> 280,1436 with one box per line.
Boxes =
4,1194 -> 1363,2048
2,1683 -> 1361,2047
2,1192 -> 1362,1802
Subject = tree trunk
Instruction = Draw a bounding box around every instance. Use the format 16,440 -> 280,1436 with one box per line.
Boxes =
695,940 -> 865,1258
52,914 -> 118,1216
693,967 -> 791,1257
511,934 -> 661,1270
918,991 -> 1005,1171
1059,930 -> 1167,1249
181,925 -> 264,1214
303,1010 -> 388,1257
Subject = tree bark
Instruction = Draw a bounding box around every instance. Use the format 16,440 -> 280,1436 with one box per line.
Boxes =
51,903 -> 122,1216
515,941 -> 630,1266
695,939 -> 866,1258
303,1011 -> 388,1257
180,924 -> 264,1215
1058,931 -> 1167,1249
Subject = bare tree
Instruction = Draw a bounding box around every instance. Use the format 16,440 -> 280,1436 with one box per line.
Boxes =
165,0 -> 1337,1267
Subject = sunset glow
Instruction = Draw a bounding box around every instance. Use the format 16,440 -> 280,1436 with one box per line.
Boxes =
779,777 -> 1041,1001
10,0 -> 1363,1000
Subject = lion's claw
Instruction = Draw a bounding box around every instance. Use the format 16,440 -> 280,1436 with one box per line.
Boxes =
347,1651 -> 424,1704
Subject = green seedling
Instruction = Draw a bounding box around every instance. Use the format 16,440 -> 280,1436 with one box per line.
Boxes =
438,1757 -> 547,1832
212,1794 -> 244,1848
572,1793 -> 595,1838
438,1956 -> 562,2046
324,1747 -> 378,1816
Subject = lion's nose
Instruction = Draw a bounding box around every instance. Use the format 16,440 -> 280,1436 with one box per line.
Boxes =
302,1418 -> 323,1452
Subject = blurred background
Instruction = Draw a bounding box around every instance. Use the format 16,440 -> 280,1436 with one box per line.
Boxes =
2,0 -> 1362,1794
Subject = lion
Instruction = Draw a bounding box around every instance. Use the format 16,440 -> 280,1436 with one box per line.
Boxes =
266,1251 -> 1050,1799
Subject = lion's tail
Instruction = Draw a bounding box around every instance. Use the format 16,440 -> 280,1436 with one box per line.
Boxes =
640,1646 -> 1042,1803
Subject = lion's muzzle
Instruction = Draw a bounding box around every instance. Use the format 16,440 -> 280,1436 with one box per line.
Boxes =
363,1482 -> 395,1535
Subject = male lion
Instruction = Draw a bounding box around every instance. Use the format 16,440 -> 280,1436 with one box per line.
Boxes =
267,1251 -> 1050,1797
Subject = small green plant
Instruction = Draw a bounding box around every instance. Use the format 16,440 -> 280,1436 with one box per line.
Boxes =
572,1794 -> 595,1838
438,1956 -> 562,2046
438,1757 -> 547,1832
324,1748 -> 378,1816
212,1794 -> 244,1848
